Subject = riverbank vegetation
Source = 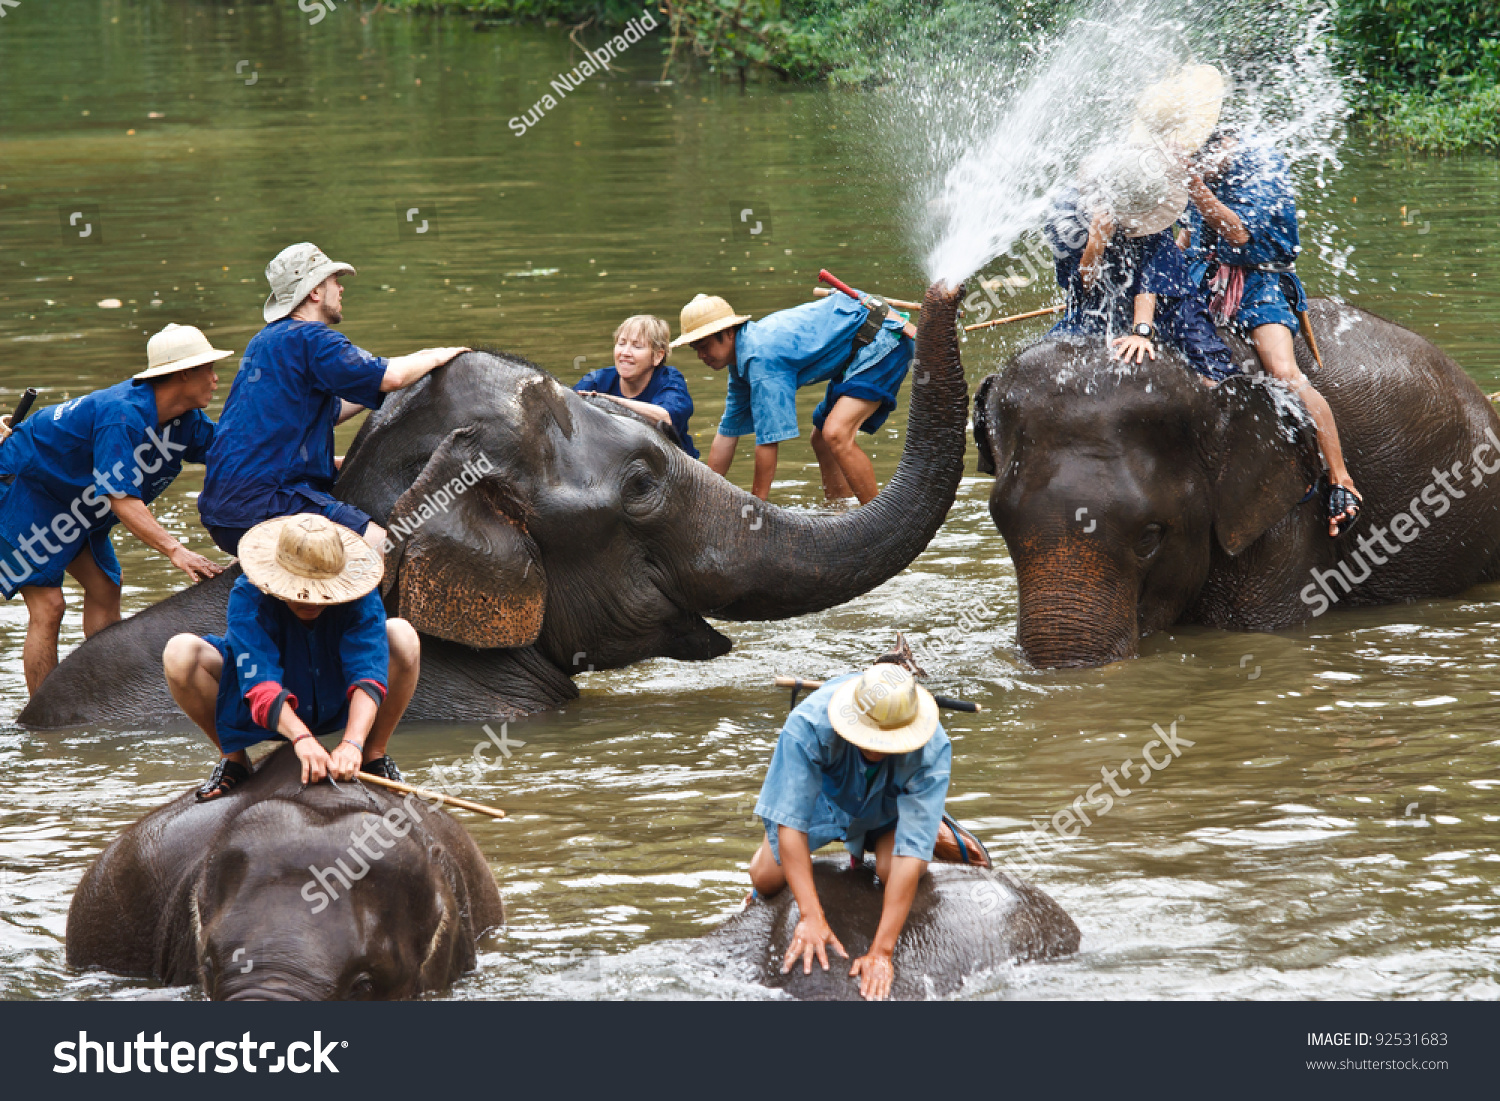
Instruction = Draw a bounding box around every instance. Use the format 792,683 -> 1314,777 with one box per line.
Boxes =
383,0 -> 1499,150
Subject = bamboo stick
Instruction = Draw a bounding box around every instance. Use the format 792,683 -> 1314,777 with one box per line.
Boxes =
357,772 -> 506,819
963,305 -> 1064,332
773,676 -> 982,713
812,287 -> 923,311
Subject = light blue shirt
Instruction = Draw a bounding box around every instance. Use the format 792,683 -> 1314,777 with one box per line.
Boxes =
718,295 -> 907,446
754,674 -> 952,862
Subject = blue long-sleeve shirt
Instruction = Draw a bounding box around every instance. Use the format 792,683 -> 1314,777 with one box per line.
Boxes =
574,364 -> 699,458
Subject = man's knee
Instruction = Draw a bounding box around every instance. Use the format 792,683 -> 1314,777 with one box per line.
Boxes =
24,587 -> 66,628
386,617 -> 421,669
363,522 -> 387,550
163,634 -> 216,684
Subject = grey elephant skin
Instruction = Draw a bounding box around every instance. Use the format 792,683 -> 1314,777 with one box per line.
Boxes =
974,300 -> 1500,667
704,857 -> 1079,1000
20,282 -> 969,729
65,745 -> 504,1000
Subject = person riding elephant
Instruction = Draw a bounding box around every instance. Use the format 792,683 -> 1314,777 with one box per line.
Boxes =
748,663 -> 991,1001
574,314 -> 698,458
0,324 -> 229,695
196,241 -> 469,556
163,514 -> 419,800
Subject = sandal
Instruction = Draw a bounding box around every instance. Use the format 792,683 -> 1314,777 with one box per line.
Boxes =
1327,483 -> 1363,539
196,757 -> 251,802
361,755 -> 403,783
932,814 -> 992,868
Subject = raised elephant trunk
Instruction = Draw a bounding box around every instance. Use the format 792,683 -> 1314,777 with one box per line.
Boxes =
695,281 -> 968,620
1013,540 -> 1138,668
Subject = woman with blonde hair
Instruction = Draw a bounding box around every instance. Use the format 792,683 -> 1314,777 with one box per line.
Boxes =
574,314 -> 698,458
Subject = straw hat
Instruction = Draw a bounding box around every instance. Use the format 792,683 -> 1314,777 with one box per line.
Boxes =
670,293 -> 751,348
134,324 -> 234,381
262,242 -> 357,323
1129,64 -> 1226,154
1079,143 -> 1189,239
239,515 -> 384,605
828,665 -> 940,756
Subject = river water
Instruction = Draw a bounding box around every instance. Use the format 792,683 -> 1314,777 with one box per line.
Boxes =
1,2 -> 1498,1000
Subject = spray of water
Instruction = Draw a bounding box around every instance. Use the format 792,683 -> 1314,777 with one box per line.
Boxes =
868,0 -> 1352,288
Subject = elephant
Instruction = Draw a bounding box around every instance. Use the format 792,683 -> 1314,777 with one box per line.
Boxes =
18,281 -> 968,729
702,856 -> 1080,1000
973,298 -> 1500,667
65,744 -> 504,1000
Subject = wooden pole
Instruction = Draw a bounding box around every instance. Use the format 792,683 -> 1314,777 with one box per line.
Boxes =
963,305 -> 1064,332
812,287 -> 922,311
772,676 -> 982,713
356,772 -> 506,819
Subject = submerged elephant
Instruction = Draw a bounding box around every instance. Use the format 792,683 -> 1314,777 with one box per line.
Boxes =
704,857 -> 1079,1000
974,299 -> 1500,667
66,745 -> 504,1000
20,282 -> 968,729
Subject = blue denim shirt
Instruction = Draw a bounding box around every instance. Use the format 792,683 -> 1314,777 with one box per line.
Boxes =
574,363 -> 699,458
754,674 -> 952,861
718,294 -> 907,446
1183,138 -> 1301,273
199,319 -> 387,529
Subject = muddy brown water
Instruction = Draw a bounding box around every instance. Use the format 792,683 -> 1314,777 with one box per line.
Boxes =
1,2 -> 1498,999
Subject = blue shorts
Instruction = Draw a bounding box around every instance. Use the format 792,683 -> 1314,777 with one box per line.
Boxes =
764,792 -> 900,864
811,339 -> 914,435
0,528 -> 120,600
1157,294 -> 1240,383
204,634 -> 351,755
207,491 -> 372,557
1231,270 -> 1305,335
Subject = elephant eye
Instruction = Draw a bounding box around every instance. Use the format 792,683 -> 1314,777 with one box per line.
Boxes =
348,973 -> 376,1000
621,457 -> 664,517
1134,523 -> 1165,559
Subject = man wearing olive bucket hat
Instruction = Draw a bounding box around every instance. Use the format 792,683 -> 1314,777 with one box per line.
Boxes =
197,242 -> 470,557
0,323 -> 229,694
674,286 -> 914,504
162,514 -> 420,800
747,664 -> 991,1000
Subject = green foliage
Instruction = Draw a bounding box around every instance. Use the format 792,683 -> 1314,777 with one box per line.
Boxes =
384,0 -> 651,25
1335,0 -> 1500,90
1363,83 -> 1500,151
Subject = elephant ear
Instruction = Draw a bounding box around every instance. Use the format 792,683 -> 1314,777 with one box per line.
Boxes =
384,428 -> 547,649
973,374 -> 1008,476
1211,374 -> 1323,556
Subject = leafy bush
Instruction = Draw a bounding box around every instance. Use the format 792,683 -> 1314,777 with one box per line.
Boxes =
1335,0 -> 1500,90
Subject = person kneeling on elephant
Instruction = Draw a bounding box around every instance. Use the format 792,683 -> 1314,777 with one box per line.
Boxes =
163,514 -> 420,801
748,664 -> 990,1001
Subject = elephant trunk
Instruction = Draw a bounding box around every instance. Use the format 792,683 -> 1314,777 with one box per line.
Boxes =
695,281 -> 968,620
1013,540 -> 1139,668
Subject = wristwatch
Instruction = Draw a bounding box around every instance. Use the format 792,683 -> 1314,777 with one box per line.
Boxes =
1132,322 -> 1157,342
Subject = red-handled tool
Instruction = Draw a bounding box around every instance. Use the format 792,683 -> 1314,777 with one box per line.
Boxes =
818,269 -> 917,339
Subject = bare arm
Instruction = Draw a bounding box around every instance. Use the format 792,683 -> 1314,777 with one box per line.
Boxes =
751,442 -> 778,501
109,496 -> 222,581
777,826 -> 847,975
328,690 -> 378,780
586,392 -> 671,425
337,400 -> 365,425
381,347 -> 471,393
1080,210 -> 1115,292
707,433 -> 738,477
849,855 -> 925,1000
275,703 -> 332,785
1111,294 -> 1159,365
1188,176 -> 1250,246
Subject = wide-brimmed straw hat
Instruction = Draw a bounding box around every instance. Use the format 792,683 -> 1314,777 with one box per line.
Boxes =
133,323 -> 234,381
262,242 -> 357,323
1079,143 -> 1190,238
670,293 -> 751,348
1129,64 -> 1227,153
239,514 -> 384,605
828,665 -> 940,756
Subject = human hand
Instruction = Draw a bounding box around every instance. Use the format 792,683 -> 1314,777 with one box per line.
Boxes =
1110,334 -> 1157,364
781,913 -> 847,976
849,950 -> 895,1001
329,739 -> 363,781
429,347 -> 471,365
0,415 -> 10,443
169,545 -> 223,582
294,736 -> 332,785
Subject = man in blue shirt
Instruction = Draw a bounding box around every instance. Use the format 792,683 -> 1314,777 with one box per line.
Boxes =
574,314 -> 699,458
198,242 -> 469,556
749,663 -> 990,1000
674,289 -> 915,504
163,514 -> 420,799
1181,128 -> 1362,535
0,324 -> 229,694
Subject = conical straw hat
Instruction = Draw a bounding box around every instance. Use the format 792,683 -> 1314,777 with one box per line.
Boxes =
828,665 -> 940,755
1128,64 -> 1227,153
239,514 -> 384,605
1079,143 -> 1189,238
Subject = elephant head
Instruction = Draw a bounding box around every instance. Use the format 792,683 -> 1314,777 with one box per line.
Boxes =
973,337 -> 1320,667
336,281 -> 967,676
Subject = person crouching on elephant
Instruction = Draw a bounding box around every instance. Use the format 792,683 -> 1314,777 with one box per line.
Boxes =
1045,145 -> 1236,384
1180,126 -> 1362,536
574,314 -> 699,458
748,664 -> 991,1001
163,514 -> 419,801
677,286 -> 913,505
0,324 -> 230,696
